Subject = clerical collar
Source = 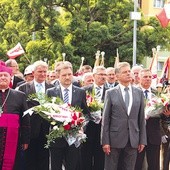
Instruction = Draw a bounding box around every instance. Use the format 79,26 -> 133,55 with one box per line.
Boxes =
0,88 -> 9,93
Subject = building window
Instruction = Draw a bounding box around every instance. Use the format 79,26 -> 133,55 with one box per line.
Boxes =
158,61 -> 164,71
153,0 -> 164,8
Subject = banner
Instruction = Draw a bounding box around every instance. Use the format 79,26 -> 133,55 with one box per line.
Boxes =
160,57 -> 170,85
156,3 -> 170,28
7,43 -> 25,59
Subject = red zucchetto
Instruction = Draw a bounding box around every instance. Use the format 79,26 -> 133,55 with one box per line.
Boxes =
0,61 -> 12,75
0,60 -> 6,66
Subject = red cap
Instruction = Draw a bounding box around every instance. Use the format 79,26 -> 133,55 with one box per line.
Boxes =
0,64 -> 12,75
0,60 -> 6,66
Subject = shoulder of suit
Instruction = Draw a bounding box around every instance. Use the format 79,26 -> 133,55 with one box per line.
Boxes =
131,85 -> 143,92
81,84 -> 93,90
45,82 -> 54,88
10,88 -> 26,96
73,85 -> 85,92
18,81 -> 32,88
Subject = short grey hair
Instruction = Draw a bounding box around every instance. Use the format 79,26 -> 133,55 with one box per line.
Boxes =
82,72 -> 93,82
32,60 -> 48,71
139,68 -> 151,77
93,66 -> 106,74
58,62 -> 73,74
106,67 -> 115,74
115,62 -> 130,74
5,59 -> 17,67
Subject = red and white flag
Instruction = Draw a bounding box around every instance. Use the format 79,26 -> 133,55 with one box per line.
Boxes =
7,43 -> 25,59
160,56 -> 170,84
156,3 -> 170,28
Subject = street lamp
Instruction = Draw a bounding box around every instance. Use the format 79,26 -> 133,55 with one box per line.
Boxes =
130,0 -> 141,66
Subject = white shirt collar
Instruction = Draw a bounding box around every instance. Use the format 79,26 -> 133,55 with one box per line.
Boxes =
60,84 -> 72,92
34,80 -> 45,87
94,83 -> 104,89
141,87 -> 151,93
119,83 -> 132,92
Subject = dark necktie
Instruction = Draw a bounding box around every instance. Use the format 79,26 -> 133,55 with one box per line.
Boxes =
64,88 -> 69,104
144,90 -> 149,99
124,87 -> 129,110
109,83 -> 114,88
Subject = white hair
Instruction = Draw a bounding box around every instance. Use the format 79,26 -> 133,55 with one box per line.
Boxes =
32,60 -> 48,71
82,72 -> 93,82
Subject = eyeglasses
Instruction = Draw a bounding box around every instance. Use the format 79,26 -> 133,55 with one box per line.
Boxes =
10,65 -> 18,67
96,73 -> 107,76
107,74 -> 115,76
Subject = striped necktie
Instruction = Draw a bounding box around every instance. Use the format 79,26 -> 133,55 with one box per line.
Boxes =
64,88 -> 69,104
95,86 -> 102,99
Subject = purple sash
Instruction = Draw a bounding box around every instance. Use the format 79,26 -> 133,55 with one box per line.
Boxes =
0,113 -> 19,170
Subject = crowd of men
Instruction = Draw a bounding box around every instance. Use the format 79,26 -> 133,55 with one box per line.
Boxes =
0,58 -> 170,170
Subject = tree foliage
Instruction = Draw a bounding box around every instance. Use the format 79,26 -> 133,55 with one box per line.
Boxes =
0,0 -> 170,72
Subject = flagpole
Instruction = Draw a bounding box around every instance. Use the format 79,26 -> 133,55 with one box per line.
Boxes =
133,0 -> 137,66
130,0 -> 141,66
24,54 -> 31,64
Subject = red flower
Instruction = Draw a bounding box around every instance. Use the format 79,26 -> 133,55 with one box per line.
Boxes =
86,95 -> 93,103
71,120 -> 75,125
64,124 -> 71,130
72,113 -> 78,120
77,117 -> 84,125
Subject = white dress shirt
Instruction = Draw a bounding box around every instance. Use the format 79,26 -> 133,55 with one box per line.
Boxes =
60,84 -> 72,104
34,80 -> 45,93
119,84 -> 133,115
141,87 -> 152,100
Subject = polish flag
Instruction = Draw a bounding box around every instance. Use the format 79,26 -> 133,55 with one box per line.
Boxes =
7,43 -> 25,59
156,3 -> 170,28
160,57 -> 170,85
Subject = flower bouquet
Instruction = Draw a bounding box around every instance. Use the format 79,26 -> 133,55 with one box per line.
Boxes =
86,91 -> 104,124
24,93 -> 86,148
145,93 -> 170,119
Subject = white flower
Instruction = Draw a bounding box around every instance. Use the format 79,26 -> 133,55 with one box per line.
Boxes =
63,121 -> 70,126
51,121 -> 56,125
52,97 -> 56,104
53,125 -> 59,130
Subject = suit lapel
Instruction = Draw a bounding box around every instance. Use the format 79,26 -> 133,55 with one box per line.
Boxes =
129,86 -> 137,115
71,86 -> 76,105
30,81 -> 36,93
55,85 -> 63,100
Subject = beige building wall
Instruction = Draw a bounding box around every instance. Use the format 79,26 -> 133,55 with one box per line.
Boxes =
140,0 -> 169,18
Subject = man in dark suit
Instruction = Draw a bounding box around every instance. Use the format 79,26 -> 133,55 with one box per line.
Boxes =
101,62 -> 147,170
135,68 -> 161,170
18,60 -> 53,170
5,59 -> 23,89
81,66 -> 108,170
46,62 -> 89,170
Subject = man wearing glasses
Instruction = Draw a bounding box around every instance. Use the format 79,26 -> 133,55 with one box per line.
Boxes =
81,66 -> 108,170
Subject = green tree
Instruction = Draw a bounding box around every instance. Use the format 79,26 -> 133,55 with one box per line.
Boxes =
0,0 -> 170,72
